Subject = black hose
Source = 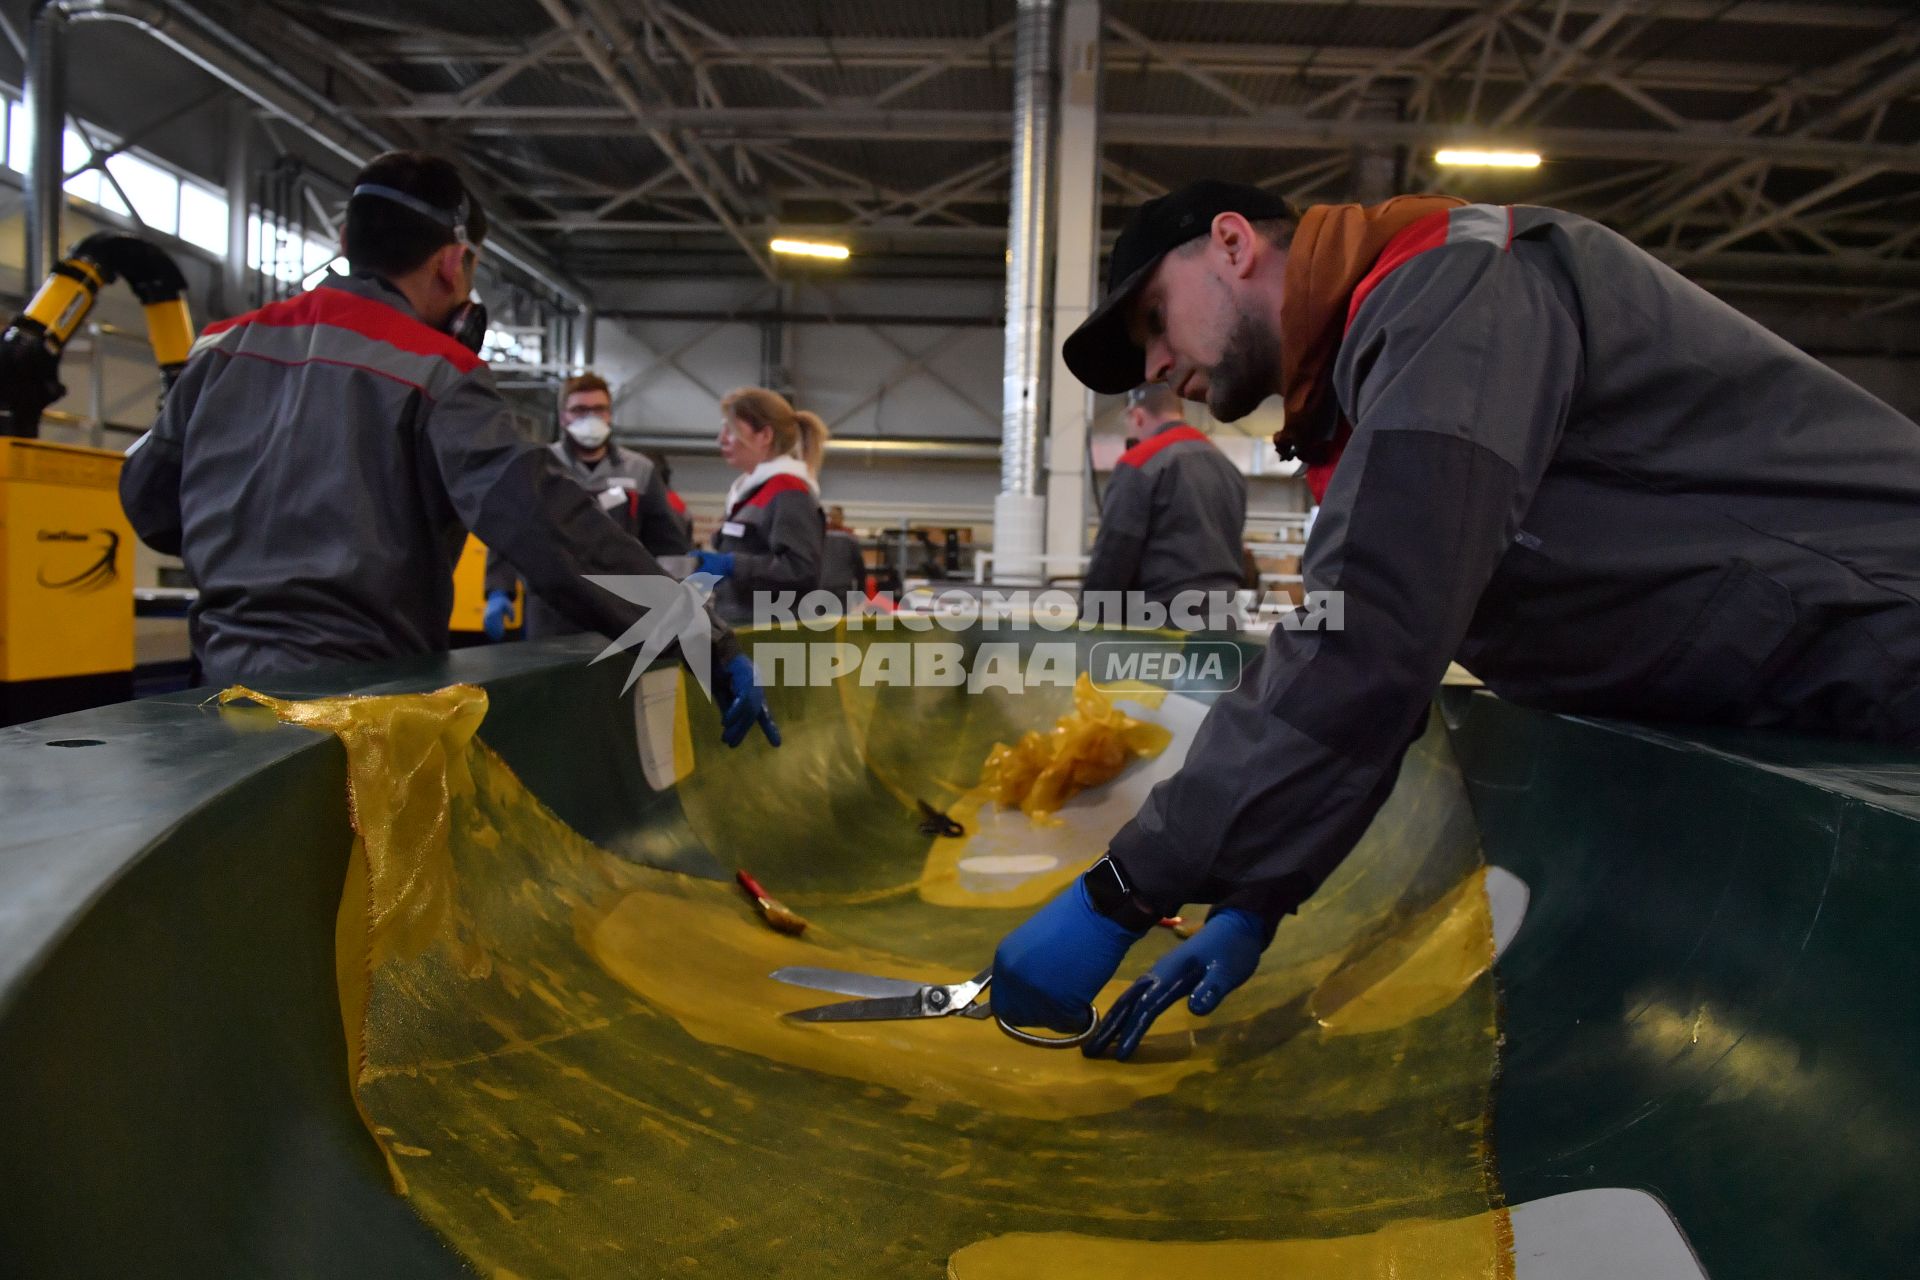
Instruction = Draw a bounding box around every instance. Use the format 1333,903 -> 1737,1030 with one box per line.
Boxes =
66,231 -> 189,304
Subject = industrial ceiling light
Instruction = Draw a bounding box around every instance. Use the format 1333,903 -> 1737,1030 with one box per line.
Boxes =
1433,148 -> 1543,169
770,237 -> 851,261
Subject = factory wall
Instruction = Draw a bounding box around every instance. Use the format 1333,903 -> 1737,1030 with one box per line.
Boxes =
588,273 -> 1315,541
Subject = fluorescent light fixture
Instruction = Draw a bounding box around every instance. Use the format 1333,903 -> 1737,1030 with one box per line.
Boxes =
1434,148 -> 1542,169
770,237 -> 851,260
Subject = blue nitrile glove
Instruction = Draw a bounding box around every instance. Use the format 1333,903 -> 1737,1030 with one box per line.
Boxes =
692,550 -> 736,579
715,653 -> 780,748
482,590 -> 514,641
991,878 -> 1147,1034
1082,907 -> 1266,1061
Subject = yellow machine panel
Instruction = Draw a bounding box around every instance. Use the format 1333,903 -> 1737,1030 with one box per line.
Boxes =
449,532 -> 520,633
0,438 -> 134,682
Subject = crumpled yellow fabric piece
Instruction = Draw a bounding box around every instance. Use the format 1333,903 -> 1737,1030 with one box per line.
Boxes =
224,678 -> 1507,1280
221,683 -> 491,1192
222,684 -> 486,969
977,673 -> 1172,821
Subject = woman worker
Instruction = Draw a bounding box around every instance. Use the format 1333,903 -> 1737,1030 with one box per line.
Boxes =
693,387 -> 828,624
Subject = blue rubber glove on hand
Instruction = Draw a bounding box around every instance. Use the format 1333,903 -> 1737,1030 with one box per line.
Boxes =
1082,907 -> 1266,1061
692,550 -> 736,579
991,878 -> 1146,1034
482,590 -> 514,642
715,653 -> 780,748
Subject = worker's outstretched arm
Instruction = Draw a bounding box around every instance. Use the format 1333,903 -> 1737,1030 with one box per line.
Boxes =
118,344 -> 214,555
994,235 -> 1581,1046
427,372 -> 773,745
1081,464 -> 1149,595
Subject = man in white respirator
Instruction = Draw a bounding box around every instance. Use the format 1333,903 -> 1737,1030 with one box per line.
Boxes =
484,371 -> 694,640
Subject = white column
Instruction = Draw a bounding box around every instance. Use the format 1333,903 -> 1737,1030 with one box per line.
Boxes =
223,99 -> 253,316
992,0 -> 1057,586
1043,0 -> 1102,584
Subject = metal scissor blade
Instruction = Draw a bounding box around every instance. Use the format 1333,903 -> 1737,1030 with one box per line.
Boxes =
786,992 -> 929,1022
769,966 -> 927,1000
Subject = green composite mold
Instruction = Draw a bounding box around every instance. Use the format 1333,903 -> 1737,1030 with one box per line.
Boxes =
1444,689 -> 1920,1277
0,630 -> 1912,1276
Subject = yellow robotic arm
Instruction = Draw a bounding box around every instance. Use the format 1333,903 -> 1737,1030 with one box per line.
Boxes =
0,232 -> 194,437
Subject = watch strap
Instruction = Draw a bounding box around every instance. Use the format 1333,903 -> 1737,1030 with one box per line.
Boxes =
1082,855 -> 1162,933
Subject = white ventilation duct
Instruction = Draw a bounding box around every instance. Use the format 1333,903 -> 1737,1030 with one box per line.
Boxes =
993,0 -> 1057,585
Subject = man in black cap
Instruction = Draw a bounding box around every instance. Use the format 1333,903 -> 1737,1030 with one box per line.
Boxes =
990,179 -> 1920,1059
1082,382 -> 1246,619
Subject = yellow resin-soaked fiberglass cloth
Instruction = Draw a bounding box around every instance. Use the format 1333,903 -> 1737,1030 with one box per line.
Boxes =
975,673 -> 1172,822
951,1209 -> 1515,1278
233,651 -> 1506,1279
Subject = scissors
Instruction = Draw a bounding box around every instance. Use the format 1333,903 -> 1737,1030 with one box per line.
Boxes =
915,799 -> 965,838
771,965 -> 1099,1049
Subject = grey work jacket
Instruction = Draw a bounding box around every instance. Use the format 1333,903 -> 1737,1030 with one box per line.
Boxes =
485,441 -> 693,639
1083,421 -> 1247,604
119,273 -> 736,684
709,473 -> 825,624
1109,203 -> 1920,931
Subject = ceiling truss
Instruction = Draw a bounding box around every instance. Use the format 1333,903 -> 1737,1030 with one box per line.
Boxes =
171,1 -> 1920,311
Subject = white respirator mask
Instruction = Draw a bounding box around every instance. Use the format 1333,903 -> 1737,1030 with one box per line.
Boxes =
566,413 -> 612,449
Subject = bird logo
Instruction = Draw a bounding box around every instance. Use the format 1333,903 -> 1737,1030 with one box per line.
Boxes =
584,571 -> 721,698
36,528 -> 121,594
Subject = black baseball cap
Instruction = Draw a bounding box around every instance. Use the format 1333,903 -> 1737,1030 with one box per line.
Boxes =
1062,179 -> 1298,395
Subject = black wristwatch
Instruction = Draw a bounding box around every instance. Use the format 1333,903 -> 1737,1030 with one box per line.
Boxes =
1082,856 -> 1162,932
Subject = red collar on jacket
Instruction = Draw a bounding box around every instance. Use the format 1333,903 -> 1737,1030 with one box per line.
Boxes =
727,472 -> 813,519
1116,423 -> 1210,469
1304,207 -> 1493,504
201,282 -> 484,374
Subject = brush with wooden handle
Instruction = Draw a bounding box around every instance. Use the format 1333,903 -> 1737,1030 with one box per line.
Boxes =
736,870 -> 808,936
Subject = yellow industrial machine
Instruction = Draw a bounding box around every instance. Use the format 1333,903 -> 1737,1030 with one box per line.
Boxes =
449,532 -> 520,639
0,437 -> 135,722
0,232 -> 192,723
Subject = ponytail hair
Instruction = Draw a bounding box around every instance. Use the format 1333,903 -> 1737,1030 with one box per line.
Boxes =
722,386 -> 830,476
794,410 -> 830,476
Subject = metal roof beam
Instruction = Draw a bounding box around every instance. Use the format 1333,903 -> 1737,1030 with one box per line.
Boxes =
531,0 -> 773,279
340,35 -> 1906,101
1503,13 -> 1691,131
1103,15 -> 1260,115
404,105 -> 1920,171
1490,0 -> 1645,127
1187,0 -> 1903,27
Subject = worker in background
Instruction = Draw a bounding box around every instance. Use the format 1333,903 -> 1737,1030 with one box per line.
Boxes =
483,372 -> 692,641
695,388 -> 827,624
821,505 -> 865,597
118,149 -> 775,748
991,179 -> 1920,1057
1082,382 -> 1246,614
